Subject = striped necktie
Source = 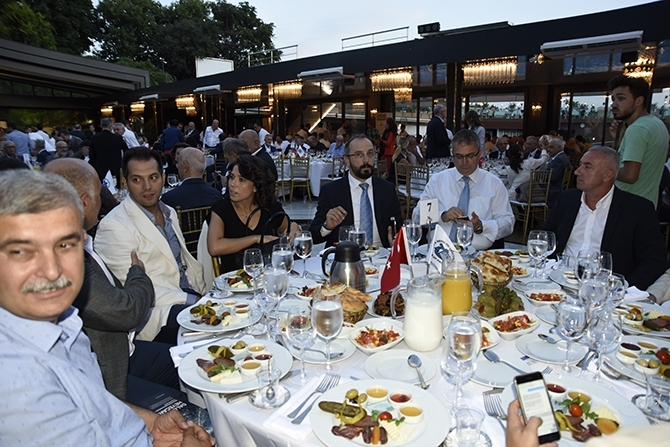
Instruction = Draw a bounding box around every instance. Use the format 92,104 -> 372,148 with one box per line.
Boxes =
359,182 -> 373,244
450,176 -> 470,241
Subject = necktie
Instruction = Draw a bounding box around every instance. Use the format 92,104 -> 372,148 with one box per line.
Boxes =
450,176 -> 470,241
359,183 -> 373,245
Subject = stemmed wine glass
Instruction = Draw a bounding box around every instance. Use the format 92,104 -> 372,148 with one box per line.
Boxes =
294,231 -> 313,278
405,220 -> 422,262
312,293 -> 343,371
243,248 -> 263,297
262,265 -> 289,332
555,294 -> 589,374
285,303 -> 316,384
272,244 -> 294,273
440,313 -> 481,416
455,220 -> 474,266
575,250 -> 600,284
585,309 -> 623,384
633,368 -> 670,420
538,231 -> 556,278
606,273 -> 626,308
527,230 -> 549,278
598,252 -> 613,276
579,277 -> 609,312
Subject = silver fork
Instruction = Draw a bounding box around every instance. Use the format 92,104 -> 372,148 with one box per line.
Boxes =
287,374 -> 337,419
490,392 -> 508,423
483,392 -> 506,430
291,374 -> 341,425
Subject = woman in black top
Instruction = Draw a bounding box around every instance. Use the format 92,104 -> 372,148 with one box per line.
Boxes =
208,155 -> 299,272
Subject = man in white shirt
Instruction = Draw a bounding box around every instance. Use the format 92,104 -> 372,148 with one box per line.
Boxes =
202,119 -> 223,150
543,146 -> 667,290
414,129 -> 514,250
113,122 -> 140,148
253,122 -> 269,143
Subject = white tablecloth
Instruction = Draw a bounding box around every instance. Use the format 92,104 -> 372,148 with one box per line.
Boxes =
280,159 -> 334,197
180,257 -> 657,447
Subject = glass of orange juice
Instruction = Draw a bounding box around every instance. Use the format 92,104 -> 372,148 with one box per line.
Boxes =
442,271 -> 472,315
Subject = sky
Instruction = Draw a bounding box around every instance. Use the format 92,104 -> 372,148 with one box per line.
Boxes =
156,0 -> 656,60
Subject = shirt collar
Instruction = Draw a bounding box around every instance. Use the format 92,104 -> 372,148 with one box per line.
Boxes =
131,196 -> 169,225
348,172 -> 373,191
0,305 -> 81,353
581,184 -> 615,210
456,167 -> 481,184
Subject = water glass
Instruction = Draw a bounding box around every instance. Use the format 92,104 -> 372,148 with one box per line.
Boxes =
272,244 -> 294,272
598,252 -> 613,276
294,231 -> 313,278
527,230 -> 549,278
455,407 -> 484,447
244,248 -> 263,297
338,225 -> 352,243
348,227 -> 367,249
250,368 -> 284,409
579,277 -> 608,311
575,250 -> 600,283
556,295 -> 589,374
441,313 -> 481,413
586,309 -> 623,383
607,273 -> 626,308
539,231 -> 556,278
312,294 -> 343,371
405,220 -> 422,262
285,303 -> 315,383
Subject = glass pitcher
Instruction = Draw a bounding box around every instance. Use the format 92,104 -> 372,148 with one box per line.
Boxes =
441,250 -> 483,315
391,274 -> 444,352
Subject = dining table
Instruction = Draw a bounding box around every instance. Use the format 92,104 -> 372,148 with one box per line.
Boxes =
174,254 -> 668,447
277,157 -> 336,198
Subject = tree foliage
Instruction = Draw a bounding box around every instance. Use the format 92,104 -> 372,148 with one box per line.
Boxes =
116,57 -> 176,87
0,1 -> 57,50
26,0 -> 97,55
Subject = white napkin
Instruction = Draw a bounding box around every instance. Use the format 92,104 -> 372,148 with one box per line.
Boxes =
624,286 -> 649,303
263,375 -> 350,440
169,336 -> 227,367
662,300 -> 670,309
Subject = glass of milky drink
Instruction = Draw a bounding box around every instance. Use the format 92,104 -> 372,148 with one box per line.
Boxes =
402,274 -> 444,352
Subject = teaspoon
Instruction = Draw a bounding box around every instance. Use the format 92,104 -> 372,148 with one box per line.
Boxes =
407,355 -> 429,389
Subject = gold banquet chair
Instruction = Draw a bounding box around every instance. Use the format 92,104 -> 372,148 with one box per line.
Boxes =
562,165 -> 573,191
407,165 -> 430,217
175,205 -> 211,258
289,157 -> 312,202
394,163 -> 411,215
510,170 -> 552,239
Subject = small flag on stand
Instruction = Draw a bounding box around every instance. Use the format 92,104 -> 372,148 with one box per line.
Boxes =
427,223 -> 462,273
380,226 -> 411,293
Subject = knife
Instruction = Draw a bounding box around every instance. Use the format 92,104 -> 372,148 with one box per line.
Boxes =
223,370 -> 299,403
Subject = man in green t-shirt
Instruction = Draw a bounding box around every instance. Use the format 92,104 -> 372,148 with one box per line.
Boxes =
608,75 -> 669,208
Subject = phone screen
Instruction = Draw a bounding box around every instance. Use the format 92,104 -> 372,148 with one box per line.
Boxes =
515,373 -> 560,443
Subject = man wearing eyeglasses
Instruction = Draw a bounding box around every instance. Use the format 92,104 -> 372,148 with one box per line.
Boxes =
414,129 -> 514,250
310,135 -> 402,248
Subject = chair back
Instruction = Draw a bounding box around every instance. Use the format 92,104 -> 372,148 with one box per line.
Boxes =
175,205 -> 211,257
561,165 -> 573,190
407,165 -> 430,215
376,159 -> 389,179
290,157 -> 310,179
528,170 -> 552,206
197,221 -> 214,287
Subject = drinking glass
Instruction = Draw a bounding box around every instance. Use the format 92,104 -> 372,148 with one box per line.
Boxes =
294,231 -> 313,278
244,248 -> 263,297
555,294 -> 589,374
539,231 -> 556,278
262,265 -> 288,322
455,220 -> 474,266
405,220 -> 422,262
272,244 -> 294,272
579,277 -> 609,311
598,252 -> 613,276
440,313 -> 481,415
634,369 -> 670,420
455,407 -> 485,447
606,273 -> 626,308
312,294 -> 343,371
586,309 -> 623,384
575,250 -> 600,283
348,227 -> 367,250
527,230 -> 549,278
338,225 -> 352,244
167,174 -> 178,188
285,303 -> 316,383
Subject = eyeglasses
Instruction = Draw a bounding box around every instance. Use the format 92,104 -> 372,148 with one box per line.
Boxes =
453,152 -> 479,161
346,151 -> 376,160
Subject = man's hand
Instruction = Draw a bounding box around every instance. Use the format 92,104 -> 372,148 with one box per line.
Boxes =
505,399 -> 558,447
387,225 -> 395,247
324,206 -> 347,230
470,212 -> 483,233
150,410 -> 215,447
441,207 -> 465,223
130,250 -> 145,271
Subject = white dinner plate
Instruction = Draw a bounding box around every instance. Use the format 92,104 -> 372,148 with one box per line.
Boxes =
364,349 -> 437,384
176,299 -> 262,333
284,337 -> 357,365
177,336 -> 293,394
515,333 -> 588,364
604,335 -> 670,390
512,278 -> 561,293
471,350 -> 531,388
534,305 -> 556,325
620,302 -> 670,339
501,376 -> 649,447
311,379 -> 449,447
288,278 -> 319,299
525,289 -> 567,307
549,268 -> 580,290
217,270 -> 254,293
366,277 -> 381,293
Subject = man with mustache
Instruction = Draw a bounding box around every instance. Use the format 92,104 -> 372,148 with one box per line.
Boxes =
0,170 -> 213,446
310,135 -> 402,248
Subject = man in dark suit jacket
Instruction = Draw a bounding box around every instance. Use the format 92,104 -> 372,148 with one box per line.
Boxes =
239,129 -> 278,180
89,117 -> 128,181
540,137 -> 571,208
426,103 -> 452,159
161,148 -> 222,211
543,146 -> 667,290
310,135 -> 402,248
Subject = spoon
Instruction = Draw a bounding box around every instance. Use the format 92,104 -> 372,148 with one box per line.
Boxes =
538,333 -> 559,344
483,349 -> 528,375
407,355 -> 429,389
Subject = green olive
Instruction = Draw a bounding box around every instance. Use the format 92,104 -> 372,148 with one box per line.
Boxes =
345,389 -> 359,400
637,359 -> 649,368
635,314 -> 643,321
233,341 -> 247,350
649,359 -> 660,369
357,393 -> 368,404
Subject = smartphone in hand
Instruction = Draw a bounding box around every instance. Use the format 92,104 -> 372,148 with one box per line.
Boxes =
514,372 -> 561,444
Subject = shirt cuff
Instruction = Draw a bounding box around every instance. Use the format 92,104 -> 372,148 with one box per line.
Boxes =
320,225 -> 332,237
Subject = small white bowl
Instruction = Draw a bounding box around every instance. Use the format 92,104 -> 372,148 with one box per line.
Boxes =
618,342 -> 642,355
239,360 -> 261,376
365,385 -> 389,404
388,389 -> 412,408
349,319 -> 405,355
253,352 -> 273,369
398,403 -> 423,424
247,343 -> 266,354
489,311 -> 539,340
525,290 -> 566,307
223,299 -> 237,307
616,350 -> 638,365
235,308 -> 250,319
518,254 -> 530,264
545,381 -> 567,401
229,341 -> 248,356
634,359 -> 660,376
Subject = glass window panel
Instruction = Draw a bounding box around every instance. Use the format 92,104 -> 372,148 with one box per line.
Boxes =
651,88 -> 670,134
563,57 -> 574,76
0,80 -> 12,94
34,86 -> 52,97
395,99 -> 417,136
302,104 -> 321,132
435,63 -> 447,85
53,89 -> 71,97
345,102 -> 366,134
13,82 -> 33,95
418,65 -> 433,87
559,92 -> 608,143
574,54 -> 610,74
516,55 -> 526,80
469,93 -> 524,136
71,92 -> 87,98
611,53 -> 624,71
657,41 -> 670,67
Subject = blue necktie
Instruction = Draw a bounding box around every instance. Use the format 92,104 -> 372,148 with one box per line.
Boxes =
450,176 -> 470,241
359,183 -> 373,245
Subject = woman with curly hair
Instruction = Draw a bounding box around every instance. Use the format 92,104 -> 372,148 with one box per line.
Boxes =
504,144 -> 550,200
208,155 -> 299,272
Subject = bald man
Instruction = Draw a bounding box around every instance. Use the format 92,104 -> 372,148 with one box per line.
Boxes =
239,129 -> 277,180
161,147 -> 222,211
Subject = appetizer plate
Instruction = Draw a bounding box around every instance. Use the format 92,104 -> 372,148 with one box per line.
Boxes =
534,305 -> 557,326
311,379 -> 449,447
525,289 -> 567,307
176,299 -> 262,333
501,376 -> 649,447
350,319 -> 405,355
515,333 -> 588,364
366,299 -> 405,320
288,278 -> 319,299
294,283 -> 322,301
489,311 -> 539,340
178,336 -> 292,394
604,335 -> 670,390
284,337 -> 357,365
217,270 -> 254,293
512,278 -> 561,293
619,302 -> 670,339
471,349 -> 530,388
364,349 -> 437,384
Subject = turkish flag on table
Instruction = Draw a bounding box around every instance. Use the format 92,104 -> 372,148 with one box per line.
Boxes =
380,227 -> 411,293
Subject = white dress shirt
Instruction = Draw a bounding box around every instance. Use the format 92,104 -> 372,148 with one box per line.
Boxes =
414,167 -> 514,249
563,186 -> 615,258
203,126 -> 223,148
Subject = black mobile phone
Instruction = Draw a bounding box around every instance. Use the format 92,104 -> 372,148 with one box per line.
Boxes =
456,215 -> 469,221
514,372 -> 561,444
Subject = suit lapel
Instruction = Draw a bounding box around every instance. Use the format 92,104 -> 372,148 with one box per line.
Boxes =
601,188 -> 622,250
371,177 -> 386,238
341,177 -> 354,227
123,198 -> 176,265
84,250 -> 122,288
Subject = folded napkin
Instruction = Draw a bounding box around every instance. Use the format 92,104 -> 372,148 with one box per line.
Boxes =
624,286 -> 649,303
263,374 -> 351,440
169,336 -> 227,368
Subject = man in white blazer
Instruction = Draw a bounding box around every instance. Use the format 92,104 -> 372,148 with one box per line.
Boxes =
95,147 -> 206,343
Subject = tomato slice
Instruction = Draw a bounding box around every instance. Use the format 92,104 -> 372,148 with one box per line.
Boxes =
379,411 -> 392,421
569,403 -> 583,418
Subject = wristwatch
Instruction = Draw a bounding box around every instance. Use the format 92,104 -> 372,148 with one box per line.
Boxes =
474,223 -> 483,235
